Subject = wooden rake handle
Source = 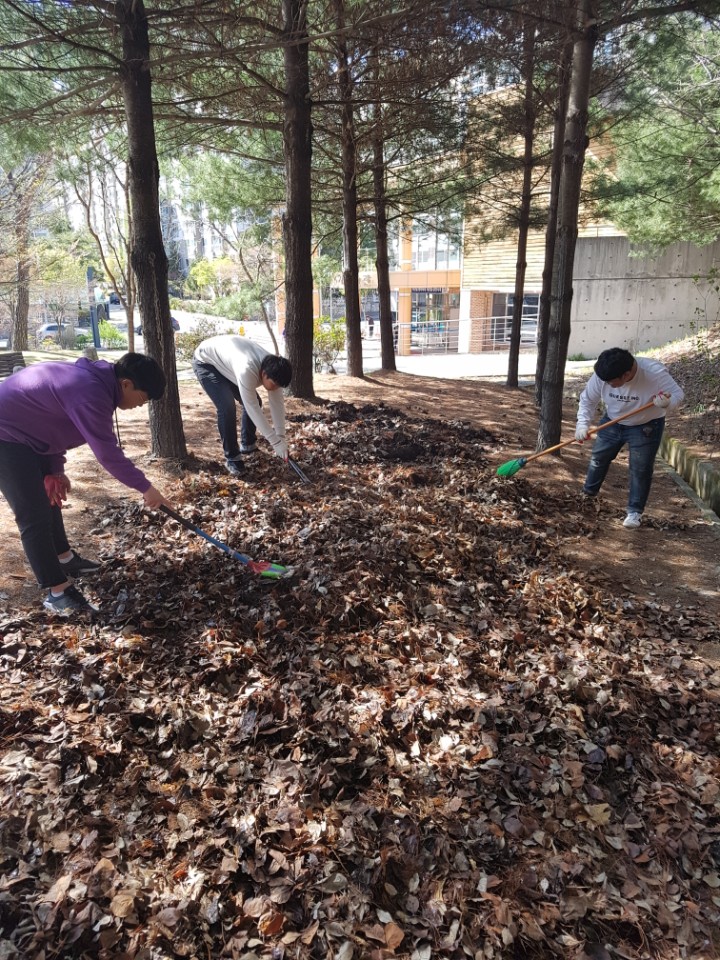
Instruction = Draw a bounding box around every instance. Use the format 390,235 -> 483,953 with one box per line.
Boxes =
524,400 -> 658,465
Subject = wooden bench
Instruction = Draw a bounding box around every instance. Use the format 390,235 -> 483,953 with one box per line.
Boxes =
0,351 -> 26,381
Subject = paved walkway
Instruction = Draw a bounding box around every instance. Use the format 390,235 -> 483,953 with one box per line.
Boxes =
169,314 -> 596,381
332,338 -> 595,381
19,308 -> 597,383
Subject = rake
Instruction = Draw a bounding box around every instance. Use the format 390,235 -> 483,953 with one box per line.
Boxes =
288,457 -> 311,484
496,400 -> 657,478
160,505 -> 291,579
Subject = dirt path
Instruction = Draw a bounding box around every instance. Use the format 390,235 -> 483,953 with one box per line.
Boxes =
3,370 -> 719,628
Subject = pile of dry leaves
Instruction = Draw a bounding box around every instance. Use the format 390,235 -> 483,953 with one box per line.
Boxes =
1,402 -> 719,960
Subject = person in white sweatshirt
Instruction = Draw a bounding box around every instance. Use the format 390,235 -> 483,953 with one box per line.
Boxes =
192,336 -> 292,476
575,348 -> 684,528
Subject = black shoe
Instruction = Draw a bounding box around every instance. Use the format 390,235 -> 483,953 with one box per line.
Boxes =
43,584 -> 96,615
61,550 -> 102,577
240,442 -> 257,454
225,458 -> 245,476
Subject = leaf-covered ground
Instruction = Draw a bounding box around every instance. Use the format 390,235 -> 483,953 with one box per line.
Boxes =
1,401 -> 720,960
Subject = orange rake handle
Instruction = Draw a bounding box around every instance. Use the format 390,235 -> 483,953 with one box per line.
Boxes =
524,400 -> 658,465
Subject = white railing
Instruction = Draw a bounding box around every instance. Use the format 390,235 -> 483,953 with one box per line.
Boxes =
394,321 -> 460,354
387,317 -> 538,356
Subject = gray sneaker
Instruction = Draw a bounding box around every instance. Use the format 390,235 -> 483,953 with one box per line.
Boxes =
43,585 -> 95,615
61,550 -> 102,577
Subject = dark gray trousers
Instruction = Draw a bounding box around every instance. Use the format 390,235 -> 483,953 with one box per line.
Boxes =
0,441 -> 70,588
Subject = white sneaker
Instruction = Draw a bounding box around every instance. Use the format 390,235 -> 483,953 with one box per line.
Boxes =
623,512 -> 642,528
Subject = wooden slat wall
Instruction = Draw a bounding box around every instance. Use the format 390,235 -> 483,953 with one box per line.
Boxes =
462,232 -> 547,291
462,221 -> 624,292
461,123 -> 622,294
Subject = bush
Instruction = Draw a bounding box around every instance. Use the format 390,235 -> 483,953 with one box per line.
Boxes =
98,320 -> 127,349
313,316 -> 346,373
75,333 -> 92,350
176,298 -> 218,316
174,316 -> 222,361
215,292 -> 252,323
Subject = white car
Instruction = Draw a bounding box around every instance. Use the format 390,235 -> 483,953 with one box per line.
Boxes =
36,322 -> 68,341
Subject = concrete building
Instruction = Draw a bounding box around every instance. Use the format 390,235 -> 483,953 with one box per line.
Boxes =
369,216 -> 720,360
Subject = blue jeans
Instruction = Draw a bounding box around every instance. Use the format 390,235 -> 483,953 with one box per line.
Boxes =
0,441 -> 71,587
192,360 -> 259,460
583,416 -> 664,513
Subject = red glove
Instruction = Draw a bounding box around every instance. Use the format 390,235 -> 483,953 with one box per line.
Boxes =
44,474 -> 71,509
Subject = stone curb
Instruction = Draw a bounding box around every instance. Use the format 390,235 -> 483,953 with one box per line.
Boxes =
660,434 -> 720,518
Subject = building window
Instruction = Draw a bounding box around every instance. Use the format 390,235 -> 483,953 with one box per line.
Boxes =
412,225 -> 436,270
412,289 -> 446,327
411,215 -> 461,271
490,293 -> 539,344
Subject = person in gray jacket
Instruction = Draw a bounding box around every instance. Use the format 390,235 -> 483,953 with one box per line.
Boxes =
575,348 -> 684,528
192,336 -> 292,476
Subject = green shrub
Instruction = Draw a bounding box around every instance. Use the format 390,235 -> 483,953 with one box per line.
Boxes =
313,316 -> 346,373
174,316 -> 223,361
215,292 -> 253,323
98,320 -> 127,349
176,298 -> 218,316
75,333 -> 91,350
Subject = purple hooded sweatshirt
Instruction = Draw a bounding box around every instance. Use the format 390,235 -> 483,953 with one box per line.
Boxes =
0,358 -> 150,492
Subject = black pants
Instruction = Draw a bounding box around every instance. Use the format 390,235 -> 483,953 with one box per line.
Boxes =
0,441 -> 71,588
192,359 -> 259,460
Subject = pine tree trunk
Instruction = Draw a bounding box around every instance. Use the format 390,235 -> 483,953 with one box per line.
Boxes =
535,37 -> 573,409
11,220 -> 30,352
368,47 -> 396,373
373,122 -> 396,372
282,0 -> 315,399
125,178 -> 137,354
538,0 -> 597,450
334,0 -> 363,379
118,0 -> 186,459
507,22 -> 536,389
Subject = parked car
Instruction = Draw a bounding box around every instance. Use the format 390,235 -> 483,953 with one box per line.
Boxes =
135,316 -> 180,336
109,291 -> 121,305
36,322 -> 68,341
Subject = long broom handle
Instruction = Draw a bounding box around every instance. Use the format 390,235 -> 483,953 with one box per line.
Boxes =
160,504 -> 253,565
523,400 -> 658,465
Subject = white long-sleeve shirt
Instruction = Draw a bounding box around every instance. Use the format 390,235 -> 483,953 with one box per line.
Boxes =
194,336 -> 286,446
577,357 -> 684,431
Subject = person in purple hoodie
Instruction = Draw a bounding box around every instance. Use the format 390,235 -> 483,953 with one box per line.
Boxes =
0,353 -> 173,614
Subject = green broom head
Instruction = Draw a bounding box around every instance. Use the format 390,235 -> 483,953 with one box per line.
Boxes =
496,456 -> 527,478
253,560 -> 293,579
